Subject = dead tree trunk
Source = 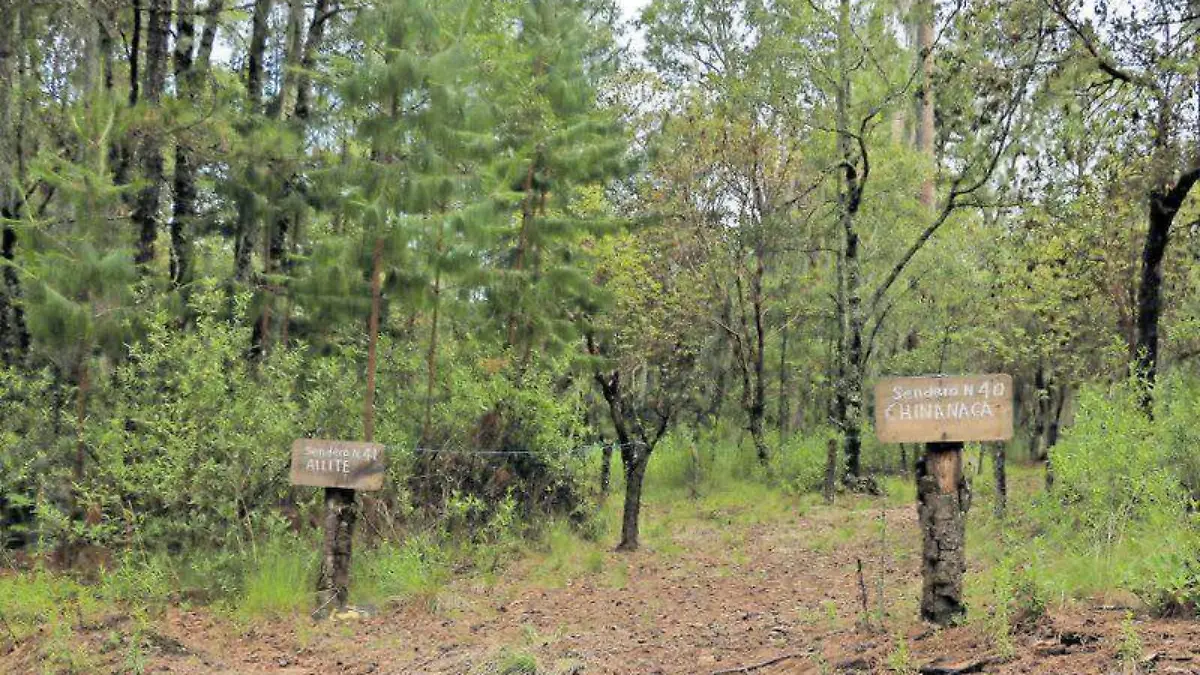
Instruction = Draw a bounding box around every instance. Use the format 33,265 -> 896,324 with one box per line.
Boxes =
316,487 -> 355,614
917,441 -> 969,626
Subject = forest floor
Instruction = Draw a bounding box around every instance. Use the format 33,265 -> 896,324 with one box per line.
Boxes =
5,468 -> 1200,674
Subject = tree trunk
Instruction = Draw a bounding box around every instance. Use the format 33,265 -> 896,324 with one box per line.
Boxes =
617,444 -> 649,552
1134,201 -> 1170,410
917,441 -> 968,626
836,0 -> 866,483
273,0 -> 305,119
0,220 -> 27,365
824,438 -> 838,504
915,0 -> 936,209
246,0 -> 272,109
749,242 -> 769,466
196,0 -> 224,73
131,0 -> 170,272
170,0 -> 198,290
294,0 -> 332,121
992,442 -> 1006,518
600,441 -> 613,495
1044,385 -> 1066,449
777,320 -> 791,439
363,236 -> 384,442
1028,364 -> 1048,461
422,230 -> 443,443
0,9 -> 27,364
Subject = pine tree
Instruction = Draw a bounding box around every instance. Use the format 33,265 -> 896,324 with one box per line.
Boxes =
487,0 -> 628,364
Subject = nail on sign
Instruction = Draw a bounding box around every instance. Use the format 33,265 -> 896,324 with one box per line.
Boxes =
874,374 -> 1014,443
289,439 -> 386,491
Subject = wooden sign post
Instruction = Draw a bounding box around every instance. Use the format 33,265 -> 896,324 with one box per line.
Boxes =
874,374 -> 1013,626
291,439 -> 385,617
298,237 -> 388,619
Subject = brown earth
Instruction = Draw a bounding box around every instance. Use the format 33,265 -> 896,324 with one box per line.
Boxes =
6,494 -> 1199,674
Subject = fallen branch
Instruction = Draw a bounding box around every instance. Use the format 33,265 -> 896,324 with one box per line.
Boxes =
711,651 -> 806,675
919,657 -> 993,674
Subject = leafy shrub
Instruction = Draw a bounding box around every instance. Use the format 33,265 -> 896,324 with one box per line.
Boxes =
1043,380 -> 1184,545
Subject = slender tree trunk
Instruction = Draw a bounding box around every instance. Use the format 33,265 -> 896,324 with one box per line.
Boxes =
422,228 -> 444,442
246,0 -> 272,109
113,0 -> 142,189
836,0 -> 866,482
132,0 -> 170,271
170,0 -> 198,290
594,368 -> 653,552
0,7 -> 29,364
196,0 -> 224,73
824,438 -> 838,503
777,320 -> 790,438
273,0 -> 305,119
294,0 -> 332,121
600,441 -> 613,495
617,444 -> 649,552
1028,364 -> 1047,461
749,243 -> 769,466
363,237 -> 384,441
915,0 -> 936,209
74,360 -> 90,488
508,158 -> 538,347
1044,385 -> 1067,449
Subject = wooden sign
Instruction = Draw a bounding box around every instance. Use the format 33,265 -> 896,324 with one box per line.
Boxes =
874,374 -> 1013,443
290,439 -> 386,491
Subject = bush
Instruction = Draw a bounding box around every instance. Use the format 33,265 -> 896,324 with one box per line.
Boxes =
1043,379 -> 1185,545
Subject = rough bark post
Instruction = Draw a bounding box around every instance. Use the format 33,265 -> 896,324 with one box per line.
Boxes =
916,441 -> 968,626
617,442 -> 649,552
316,487 -> 355,616
316,237 -> 383,616
992,441 -> 1006,518
824,438 -> 838,504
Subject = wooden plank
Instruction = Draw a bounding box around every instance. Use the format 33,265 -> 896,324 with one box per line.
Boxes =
290,439 -> 386,491
874,374 -> 1013,443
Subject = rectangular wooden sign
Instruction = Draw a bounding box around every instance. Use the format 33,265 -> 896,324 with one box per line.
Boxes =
874,374 -> 1013,443
289,439 -> 386,491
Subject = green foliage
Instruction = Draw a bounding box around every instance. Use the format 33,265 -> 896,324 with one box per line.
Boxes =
1044,380 -> 1186,545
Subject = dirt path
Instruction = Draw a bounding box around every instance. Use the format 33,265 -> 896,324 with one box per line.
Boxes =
9,495 -> 1200,673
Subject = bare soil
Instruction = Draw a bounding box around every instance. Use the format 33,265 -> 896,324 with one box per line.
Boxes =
7,494 -> 1199,674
